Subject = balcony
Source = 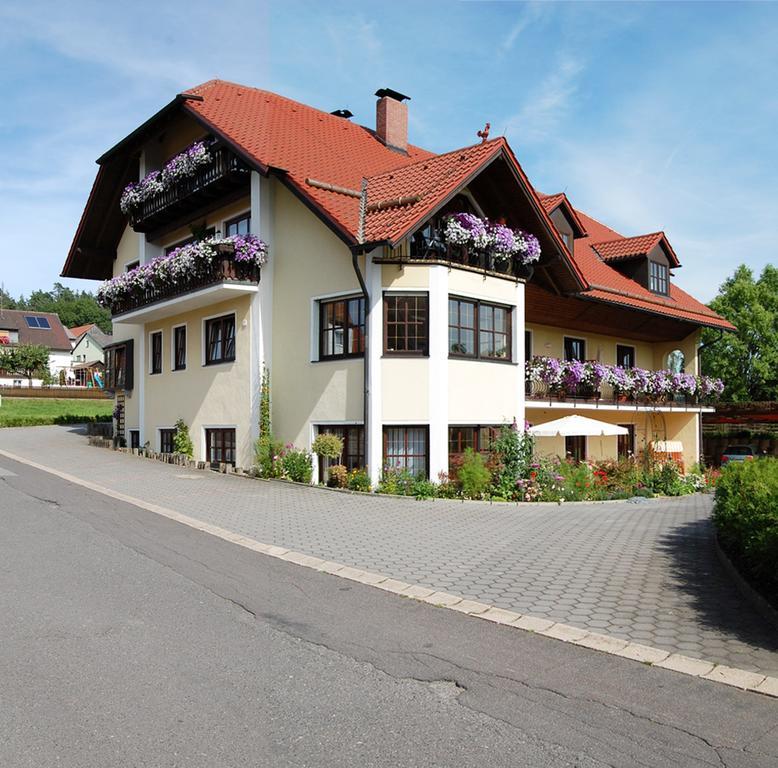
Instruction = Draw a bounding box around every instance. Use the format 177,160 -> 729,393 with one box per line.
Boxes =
380,234 -> 535,281
111,255 -> 260,324
125,144 -> 251,234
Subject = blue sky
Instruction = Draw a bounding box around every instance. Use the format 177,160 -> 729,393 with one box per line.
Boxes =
0,0 -> 775,302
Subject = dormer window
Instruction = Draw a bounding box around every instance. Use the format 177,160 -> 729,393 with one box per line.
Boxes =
649,261 -> 668,295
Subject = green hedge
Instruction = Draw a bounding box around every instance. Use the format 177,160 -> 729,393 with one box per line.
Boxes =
0,414 -> 112,428
713,458 -> 778,606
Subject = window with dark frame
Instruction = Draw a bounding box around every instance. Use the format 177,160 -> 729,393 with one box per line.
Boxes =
564,337 -> 586,361
565,435 -> 586,462
206,428 -> 236,467
129,430 -> 140,450
159,429 -> 176,454
150,331 -> 162,374
448,298 -> 511,361
649,261 -> 669,295
125,260 -> 140,272
173,326 -> 187,371
616,344 -> 635,369
205,315 -> 236,365
383,426 -> 428,477
448,425 -> 500,469
384,294 -> 428,355
165,228 -> 216,255
316,425 -> 365,477
617,425 -> 635,459
105,340 -> 133,390
225,213 -> 251,237
319,296 -> 365,359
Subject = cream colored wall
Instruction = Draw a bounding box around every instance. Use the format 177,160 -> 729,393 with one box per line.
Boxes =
114,226 -> 141,278
142,296 -> 254,467
157,196 -> 251,250
652,330 -> 701,375
381,263 -> 430,288
271,183 -> 365,448
526,406 -> 701,468
382,359 -> 429,422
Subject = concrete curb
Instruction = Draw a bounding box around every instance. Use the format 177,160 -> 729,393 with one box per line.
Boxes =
1,445 -> 775,700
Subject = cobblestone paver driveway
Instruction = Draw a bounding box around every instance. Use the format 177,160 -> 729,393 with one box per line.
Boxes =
2,426 -> 777,676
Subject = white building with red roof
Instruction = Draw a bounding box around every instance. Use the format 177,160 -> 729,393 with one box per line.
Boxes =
63,80 -> 732,475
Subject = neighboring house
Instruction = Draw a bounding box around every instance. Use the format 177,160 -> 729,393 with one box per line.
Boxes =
69,324 -> 112,386
61,80 -> 733,478
0,309 -> 72,386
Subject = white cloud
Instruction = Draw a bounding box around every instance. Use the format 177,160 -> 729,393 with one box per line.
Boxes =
500,1 -> 546,53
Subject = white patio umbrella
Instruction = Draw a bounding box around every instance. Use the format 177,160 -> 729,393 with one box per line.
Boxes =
528,414 -> 628,438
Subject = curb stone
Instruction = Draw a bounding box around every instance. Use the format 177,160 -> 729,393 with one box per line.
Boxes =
0,445 -> 775,700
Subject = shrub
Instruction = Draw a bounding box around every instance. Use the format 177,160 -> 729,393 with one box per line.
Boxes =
378,467 -> 417,496
281,446 -> 313,484
458,448 -> 491,499
412,477 -> 437,500
328,464 -> 348,488
254,435 -> 284,478
490,425 -> 534,498
173,418 -> 193,457
312,432 -> 343,461
0,414 -> 111,428
713,458 -> 778,606
346,468 -> 371,492
648,460 -> 687,496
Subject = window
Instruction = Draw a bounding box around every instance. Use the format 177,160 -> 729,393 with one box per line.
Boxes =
316,425 -> 365,477
165,228 -> 215,255
206,428 -> 236,467
129,430 -> 140,450
448,298 -> 511,361
125,260 -> 140,272
618,425 -> 635,459
649,261 -> 669,295
564,337 -> 586,361
24,316 -> 50,329
561,232 -> 571,249
205,314 -> 236,365
616,345 -> 635,369
225,213 -> 250,236
525,330 -> 532,362
104,340 -> 133,390
565,435 -> 586,462
383,426 -> 428,477
173,326 -> 187,371
448,425 -> 500,469
150,331 -> 162,374
384,294 -> 428,355
159,428 -> 176,454
319,296 -> 365,359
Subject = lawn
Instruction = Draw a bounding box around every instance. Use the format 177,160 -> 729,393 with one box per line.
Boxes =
0,397 -> 113,427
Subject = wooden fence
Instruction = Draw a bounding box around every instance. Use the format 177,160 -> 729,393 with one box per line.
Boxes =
0,385 -> 110,400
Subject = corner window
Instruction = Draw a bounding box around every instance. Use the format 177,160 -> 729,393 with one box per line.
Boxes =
448,425 -> 500,468
150,331 -> 162,374
315,425 -> 365,476
649,261 -> 669,295
616,344 -> 635,369
225,213 -> 251,237
205,315 -> 236,365
383,426 -> 428,478
173,326 -> 187,371
319,296 -> 365,359
564,337 -> 586,361
448,297 -> 511,361
384,293 -> 428,356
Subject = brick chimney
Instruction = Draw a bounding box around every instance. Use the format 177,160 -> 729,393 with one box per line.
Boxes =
375,88 -> 410,152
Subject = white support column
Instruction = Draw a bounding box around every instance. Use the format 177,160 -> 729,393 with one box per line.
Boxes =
250,171 -> 274,444
515,280 -> 526,430
428,265 -> 449,482
366,252 -> 383,488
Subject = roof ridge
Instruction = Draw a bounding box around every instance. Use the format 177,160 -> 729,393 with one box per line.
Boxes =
591,231 -> 664,247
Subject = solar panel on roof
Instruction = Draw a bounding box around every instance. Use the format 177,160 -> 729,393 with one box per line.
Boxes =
24,316 -> 50,329
37,317 -> 50,329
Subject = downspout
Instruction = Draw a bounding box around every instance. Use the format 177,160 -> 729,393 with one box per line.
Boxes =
697,328 -> 724,465
352,179 -> 370,469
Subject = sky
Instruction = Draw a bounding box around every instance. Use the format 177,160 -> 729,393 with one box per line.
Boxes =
0,0 -> 775,302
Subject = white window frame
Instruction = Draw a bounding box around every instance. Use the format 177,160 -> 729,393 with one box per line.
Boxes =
157,425 -> 177,453
201,424 -> 238,465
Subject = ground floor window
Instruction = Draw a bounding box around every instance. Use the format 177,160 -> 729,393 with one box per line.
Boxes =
159,428 -> 175,454
617,424 -> 635,459
448,425 -> 501,471
316,425 -> 365,475
565,435 -> 586,462
129,430 -> 140,450
383,426 -> 428,478
206,428 -> 236,467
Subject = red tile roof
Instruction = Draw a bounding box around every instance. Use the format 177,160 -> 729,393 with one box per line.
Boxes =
68,323 -> 98,340
569,209 -> 734,331
538,192 -> 587,237
591,231 -> 680,268
0,310 -> 72,350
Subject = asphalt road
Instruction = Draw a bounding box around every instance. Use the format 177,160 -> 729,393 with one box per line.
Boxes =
1,455 -> 776,768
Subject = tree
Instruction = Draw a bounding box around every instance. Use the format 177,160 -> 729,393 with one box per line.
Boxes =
17,283 -> 111,333
0,344 -> 51,386
0,286 -> 16,310
701,264 -> 778,402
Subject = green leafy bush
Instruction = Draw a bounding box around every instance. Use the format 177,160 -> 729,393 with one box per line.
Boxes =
713,458 -> 778,605
254,435 -> 284,478
458,448 -> 491,499
346,468 -> 371,492
378,467 -> 417,496
0,413 -> 111,428
281,447 -> 313,484
312,432 -> 344,460
412,477 -> 437,500
173,418 -> 193,457
328,464 -> 348,488
490,425 -> 534,499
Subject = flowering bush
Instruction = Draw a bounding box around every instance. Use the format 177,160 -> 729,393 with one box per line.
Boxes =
443,213 -> 541,265
120,140 -> 212,214
96,234 -> 268,310
526,356 -> 724,403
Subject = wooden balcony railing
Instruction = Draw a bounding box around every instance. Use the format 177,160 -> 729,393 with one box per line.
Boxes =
126,145 -> 250,233
111,258 -> 260,317
525,379 -> 701,409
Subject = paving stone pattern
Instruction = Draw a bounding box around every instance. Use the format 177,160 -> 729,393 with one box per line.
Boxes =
3,426 -> 778,677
